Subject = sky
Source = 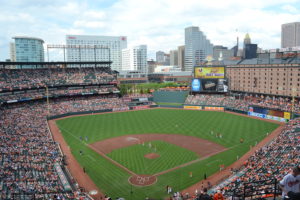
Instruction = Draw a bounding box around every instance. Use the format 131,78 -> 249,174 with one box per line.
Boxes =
1,0 -> 300,61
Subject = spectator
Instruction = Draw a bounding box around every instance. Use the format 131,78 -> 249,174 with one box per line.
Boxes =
213,190 -> 224,200
198,188 -> 212,200
279,166 -> 300,199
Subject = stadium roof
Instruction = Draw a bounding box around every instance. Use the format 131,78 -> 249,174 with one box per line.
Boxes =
0,61 -> 112,68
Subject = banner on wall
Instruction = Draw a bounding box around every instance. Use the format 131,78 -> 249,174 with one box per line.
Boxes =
284,112 -> 291,120
184,106 -> 202,110
248,111 -> 288,122
205,107 -> 224,111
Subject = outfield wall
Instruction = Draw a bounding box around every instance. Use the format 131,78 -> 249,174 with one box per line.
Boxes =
183,104 -> 248,115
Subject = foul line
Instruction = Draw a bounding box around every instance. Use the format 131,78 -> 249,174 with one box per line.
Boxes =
58,124 -> 137,176
58,123 -> 270,181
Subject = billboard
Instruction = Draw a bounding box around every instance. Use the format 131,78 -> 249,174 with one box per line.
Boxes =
284,112 -> 291,120
191,78 -> 228,93
217,79 -> 228,92
191,79 -> 201,92
251,106 -> 284,118
184,106 -> 202,110
248,111 -> 287,122
205,107 -> 224,111
194,67 -> 225,79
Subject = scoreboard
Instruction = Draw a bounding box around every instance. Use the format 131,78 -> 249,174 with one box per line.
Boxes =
192,66 -> 228,93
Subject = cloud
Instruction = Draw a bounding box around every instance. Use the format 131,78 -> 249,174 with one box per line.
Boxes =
282,4 -> 299,13
1,0 -> 300,60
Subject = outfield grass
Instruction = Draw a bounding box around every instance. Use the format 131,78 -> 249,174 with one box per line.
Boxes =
56,109 -> 279,199
107,140 -> 199,174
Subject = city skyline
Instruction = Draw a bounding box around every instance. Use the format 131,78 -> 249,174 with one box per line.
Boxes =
1,0 -> 300,61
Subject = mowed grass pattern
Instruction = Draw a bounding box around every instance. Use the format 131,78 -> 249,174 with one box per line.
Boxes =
56,109 -> 279,199
107,140 -> 199,174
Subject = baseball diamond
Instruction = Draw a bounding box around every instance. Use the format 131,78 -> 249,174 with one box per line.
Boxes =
52,108 -> 280,199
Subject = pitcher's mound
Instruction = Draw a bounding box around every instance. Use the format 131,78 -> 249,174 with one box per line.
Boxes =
144,153 -> 160,159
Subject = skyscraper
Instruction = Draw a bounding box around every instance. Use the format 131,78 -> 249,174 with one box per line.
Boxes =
170,50 -> 178,66
13,36 -> 44,62
66,35 -> 127,71
178,45 -> 185,71
244,33 -> 251,45
242,33 -> 257,59
281,22 -> 300,48
9,42 -> 16,62
184,26 -> 213,72
121,45 -> 147,73
156,51 -> 165,63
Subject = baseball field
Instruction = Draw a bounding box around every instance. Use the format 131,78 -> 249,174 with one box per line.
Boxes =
55,108 -> 279,199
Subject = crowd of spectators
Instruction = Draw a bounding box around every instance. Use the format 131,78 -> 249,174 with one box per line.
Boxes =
0,85 -> 119,102
185,94 -> 300,113
159,86 -> 190,91
122,93 -> 153,98
0,102 -> 90,199
0,67 -> 117,91
209,118 -> 300,199
0,93 -> 131,199
49,95 -> 129,115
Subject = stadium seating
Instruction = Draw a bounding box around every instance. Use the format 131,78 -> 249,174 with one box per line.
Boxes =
209,118 -> 300,199
0,94 -> 131,199
1,65 -> 299,199
185,94 -> 300,113
0,67 -> 116,91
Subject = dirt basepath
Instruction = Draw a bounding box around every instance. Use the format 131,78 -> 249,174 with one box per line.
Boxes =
90,134 -> 226,157
180,113 -> 284,198
48,120 -> 104,200
48,108 -> 285,200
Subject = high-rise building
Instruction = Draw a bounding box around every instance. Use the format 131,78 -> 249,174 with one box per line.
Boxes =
242,33 -> 257,59
213,45 -> 234,60
281,22 -> 300,48
156,51 -> 165,63
164,53 -> 170,65
13,36 -> 44,62
184,26 -> 213,72
147,60 -> 157,74
178,45 -> 185,71
170,50 -> 178,66
244,44 -> 257,59
121,45 -> 147,73
244,33 -> 251,45
9,42 -> 16,62
66,35 -> 127,71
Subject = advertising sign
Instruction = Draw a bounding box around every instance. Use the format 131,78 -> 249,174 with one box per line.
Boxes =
184,106 -> 202,110
284,112 -> 291,120
194,67 -> 225,79
191,79 -> 201,92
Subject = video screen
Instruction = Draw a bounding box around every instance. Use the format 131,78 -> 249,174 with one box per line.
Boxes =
201,79 -> 218,91
191,78 -> 228,93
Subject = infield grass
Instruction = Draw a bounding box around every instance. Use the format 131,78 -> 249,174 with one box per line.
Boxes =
107,140 -> 199,174
56,108 -> 279,199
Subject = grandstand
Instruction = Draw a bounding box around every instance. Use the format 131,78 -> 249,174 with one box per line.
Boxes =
1,61 -> 300,199
0,63 -> 123,199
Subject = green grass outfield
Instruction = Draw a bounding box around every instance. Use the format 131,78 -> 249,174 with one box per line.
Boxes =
56,108 -> 279,199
